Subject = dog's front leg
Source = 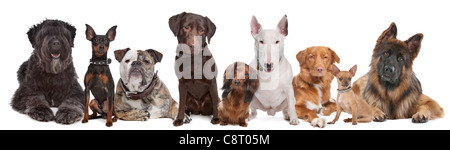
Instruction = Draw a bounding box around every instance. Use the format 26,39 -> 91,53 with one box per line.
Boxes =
209,79 -> 220,124
173,83 -> 188,126
55,84 -> 84,124
286,84 -> 300,125
12,91 -> 54,122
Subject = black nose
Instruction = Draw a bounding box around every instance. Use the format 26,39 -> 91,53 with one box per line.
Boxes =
51,39 -> 61,49
265,63 -> 273,70
234,80 -> 240,85
343,82 -> 349,87
131,61 -> 142,66
99,45 -> 104,50
384,65 -> 395,73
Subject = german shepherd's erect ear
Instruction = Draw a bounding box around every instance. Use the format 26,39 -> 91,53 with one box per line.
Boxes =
377,22 -> 398,45
405,33 -> 423,60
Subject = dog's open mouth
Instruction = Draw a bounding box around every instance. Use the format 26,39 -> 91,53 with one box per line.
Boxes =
51,53 -> 61,59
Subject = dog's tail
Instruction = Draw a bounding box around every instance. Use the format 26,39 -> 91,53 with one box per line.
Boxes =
17,61 -> 28,83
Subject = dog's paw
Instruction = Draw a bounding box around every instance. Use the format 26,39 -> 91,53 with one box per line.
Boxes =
173,119 -> 184,126
373,111 -> 387,122
55,107 -> 83,124
311,118 -> 326,128
412,112 -> 429,123
289,118 -> 299,125
183,114 -> 192,124
211,117 -> 220,124
27,106 -> 55,122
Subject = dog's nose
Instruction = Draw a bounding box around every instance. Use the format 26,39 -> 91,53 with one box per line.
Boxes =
51,40 -> 61,49
234,80 -> 240,85
131,61 -> 142,66
316,67 -> 324,73
99,45 -> 105,50
265,63 -> 273,70
384,65 -> 395,73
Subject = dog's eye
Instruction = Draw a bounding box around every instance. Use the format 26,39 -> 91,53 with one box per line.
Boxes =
309,55 -> 314,59
348,78 -> 351,81
144,60 -> 150,64
398,57 -> 403,61
198,29 -> 205,34
259,40 -> 264,44
184,26 -> 191,31
124,59 -> 130,63
275,41 -> 280,44
245,73 -> 249,77
339,77 -> 343,81
384,52 -> 389,57
323,56 -> 328,59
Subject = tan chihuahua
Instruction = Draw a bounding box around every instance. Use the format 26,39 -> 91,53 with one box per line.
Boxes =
328,65 -> 372,125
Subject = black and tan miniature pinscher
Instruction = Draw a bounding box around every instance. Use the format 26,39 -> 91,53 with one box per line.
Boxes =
82,24 -> 117,127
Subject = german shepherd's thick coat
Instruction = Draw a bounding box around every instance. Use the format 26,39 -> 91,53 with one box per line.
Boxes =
353,22 -> 444,123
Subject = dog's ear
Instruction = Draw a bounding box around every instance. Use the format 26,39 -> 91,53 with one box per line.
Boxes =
405,33 -> 423,60
146,49 -> 163,63
63,21 -> 77,47
296,49 -> 307,67
169,12 -> 186,37
377,22 -> 397,44
251,16 -> 262,37
27,24 -> 40,48
349,65 -> 357,77
332,64 -> 340,76
85,24 -> 96,41
328,47 -> 340,64
106,25 -> 117,41
277,15 -> 288,36
204,16 -> 216,44
114,48 -> 130,62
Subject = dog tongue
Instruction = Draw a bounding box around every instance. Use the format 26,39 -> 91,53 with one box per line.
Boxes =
51,53 -> 61,58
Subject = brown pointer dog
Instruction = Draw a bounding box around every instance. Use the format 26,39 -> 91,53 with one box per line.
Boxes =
169,12 -> 220,126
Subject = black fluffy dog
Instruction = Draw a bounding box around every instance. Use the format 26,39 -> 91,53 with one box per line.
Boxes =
11,19 -> 85,124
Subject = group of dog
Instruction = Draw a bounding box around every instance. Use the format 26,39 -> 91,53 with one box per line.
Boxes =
11,12 -> 444,128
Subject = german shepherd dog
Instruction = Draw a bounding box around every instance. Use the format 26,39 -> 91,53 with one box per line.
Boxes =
353,22 -> 444,123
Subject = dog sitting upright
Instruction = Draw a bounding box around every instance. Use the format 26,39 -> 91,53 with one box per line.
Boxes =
248,15 -> 299,125
328,65 -> 372,125
169,12 -> 220,126
81,24 -> 117,127
219,62 -> 259,127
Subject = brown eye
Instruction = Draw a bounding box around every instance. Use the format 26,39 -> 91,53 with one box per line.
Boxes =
183,26 -> 191,31
339,77 -> 342,81
324,56 -> 328,59
199,29 -> 204,34
94,38 -> 99,42
384,52 -> 389,57
348,78 -> 351,81
144,60 -> 150,64
259,40 -> 264,44
124,59 -> 130,63
398,57 -> 403,61
275,41 -> 280,44
309,55 -> 314,59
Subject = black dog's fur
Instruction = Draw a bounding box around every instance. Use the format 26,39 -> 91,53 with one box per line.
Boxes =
11,19 -> 84,124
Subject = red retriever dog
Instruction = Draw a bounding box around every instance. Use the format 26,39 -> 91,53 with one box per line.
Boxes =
292,46 -> 340,128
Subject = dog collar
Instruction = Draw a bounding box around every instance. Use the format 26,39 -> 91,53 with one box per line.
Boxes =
90,58 -> 111,65
337,87 -> 352,93
120,71 -> 159,100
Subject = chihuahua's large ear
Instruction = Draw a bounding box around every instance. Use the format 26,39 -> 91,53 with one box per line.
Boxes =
85,24 -> 96,41
146,49 -> 163,63
168,12 -> 186,37
277,15 -> 288,36
328,47 -> 340,64
349,65 -> 357,77
114,48 -> 130,62
204,16 -> 216,44
405,33 -> 423,60
332,64 -> 340,76
377,22 -> 397,45
251,16 -> 262,37
106,25 -> 117,41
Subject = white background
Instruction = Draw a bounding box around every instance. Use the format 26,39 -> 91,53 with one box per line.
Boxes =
0,0 -> 449,130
